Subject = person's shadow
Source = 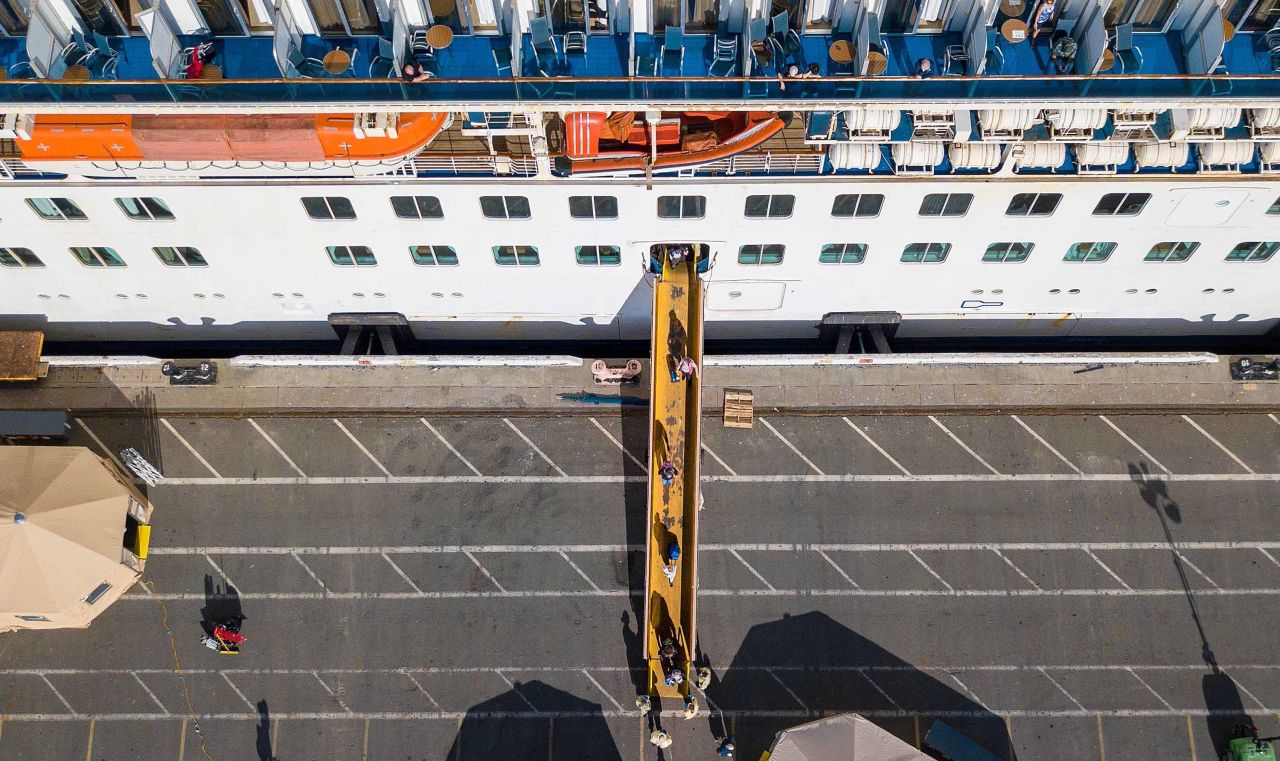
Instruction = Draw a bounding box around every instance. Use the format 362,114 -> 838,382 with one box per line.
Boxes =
706,611 -> 1017,760
1128,461 -> 1251,753
255,699 -> 277,761
200,573 -> 244,636
446,679 -> 622,760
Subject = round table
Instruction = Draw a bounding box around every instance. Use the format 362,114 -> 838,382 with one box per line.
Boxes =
828,39 -> 854,64
200,63 -> 223,80
999,0 -> 1026,17
322,49 -> 351,74
866,50 -> 887,75
429,0 -> 455,16
1223,18 -> 1235,42
426,24 -> 454,49
1100,48 -> 1115,71
62,65 -> 90,81
1001,18 -> 1028,43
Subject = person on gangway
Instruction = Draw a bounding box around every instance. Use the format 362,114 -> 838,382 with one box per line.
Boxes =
659,460 -> 678,486
672,356 -> 698,383
661,540 -> 680,585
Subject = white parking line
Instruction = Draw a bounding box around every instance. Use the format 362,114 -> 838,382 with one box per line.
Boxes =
247,419 -> 306,477
73,418 -> 125,471
589,417 -> 645,471
291,553 -> 329,592
701,443 -> 738,476
581,670 -> 624,712
313,671 -> 353,714
1097,416 -> 1170,475
220,673 -> 256,711
728,549 -> 776,591
403,672 -> 442,710
1038,668 -> 1086,711
120,587 -> 1280,600
1229,674 -> 1268,711
39,674 -> 76,714
993,549 -> 1041,591
1125,668 -> 1174,710
381,552 -> 424,594
203,555 -> 238,591
929,416 -> 1000,475
1084,549 -> 1134,591
907,549 -> 954,592
816,549 -> 861,589
1270,413 -> 1280,428
946,672 -> 990,710
131,675 -> 170,716
856,669 -> 902,710
464,551 -> 507,593
420,419 -> 482,477
1173,550 -> 1221,590
495,671 -> 540,712
333,420 -> 392,477
1181,416 -> 1256,474
760,418 -> 825,475
842,418 -> 911,476
1258,548 -> 1280,569
160,419 -> 221,478
559,551 -> 602,592
766,669 -> 809,710
1011,415 -> 1083,475
504,418 -> 568,477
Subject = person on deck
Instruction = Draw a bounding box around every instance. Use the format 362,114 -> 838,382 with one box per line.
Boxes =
1030,0 -> 1058,39
401,62 -> 433,83
1050,32 -> 1078,73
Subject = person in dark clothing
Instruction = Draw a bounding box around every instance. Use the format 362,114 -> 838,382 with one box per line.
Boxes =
401,62 -> 433,82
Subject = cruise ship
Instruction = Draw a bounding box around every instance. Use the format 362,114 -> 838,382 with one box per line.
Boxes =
0,0 -> 1278,345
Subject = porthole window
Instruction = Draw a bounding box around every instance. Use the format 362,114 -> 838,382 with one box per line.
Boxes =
390,196 -> 444,219
1226,241 -> 1279,262
901,242 -> 951,263
982,242 -> 1033,263
70,246 -> 125,267
409,245 -> 459,266
479,196 -> 531,219
568,196 -> 618,219
575,245 -> 622,265
656,195 -> 706,219
1144,242 -> 1199,262
492,245 -> 540,266
116,197 -> 175,221
744,194 -> 795,218
831,193 -> 883,218
302,196 -> 356,220
819,243 -> 867,264
918,193 -> 972,217
153,247 -> 207,267
27,197 -> 86,221
737,244 -> 785,265
1005,193 -> 1061,217
1092,193 -> 1150,216
0,247 -> 43,268
1063,242 -> 1117,262
326,245 -> 376,266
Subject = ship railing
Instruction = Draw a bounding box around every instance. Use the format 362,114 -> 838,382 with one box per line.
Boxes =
676,151 -> 825,176
0,74 -> 1279,109
0,156 -> 66,179
388,154 -> 540,176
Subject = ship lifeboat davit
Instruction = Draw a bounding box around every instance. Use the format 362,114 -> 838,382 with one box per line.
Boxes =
555,110 -> 788,176
15,112 -> 451,164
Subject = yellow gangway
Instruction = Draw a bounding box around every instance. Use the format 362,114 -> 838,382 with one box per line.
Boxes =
642,243 -> 704,706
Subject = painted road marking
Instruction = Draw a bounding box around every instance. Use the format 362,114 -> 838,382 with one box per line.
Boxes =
1173,550 -> 1221,590
74,418 -> 125,471
728,549 -> 776,591
1097,416 -> 1170,475
589,417 -> 645,471
1083,549 -> 1134,591
132,672 -> 170,714
760,418 -> 825,475
40,674 -> 76,714
204,554 -> 239,591
333,419 -> 392,477
1011,415 -> 1083,475
856,669 -> 902,711
495,671 -> 540,712
1038,667 -> 1085,711
582,669 -> 624,712
1182,416 -> 1255,474
842,417 -> 911,476
993,549 -> 1041,591
464,551 -> 507,593
313,671 -> 353,714
766,669 -> 809,710
505,418 -> 568,477
220,673 -> 256,711
380,552 -> 424,594
907,549 -> 954,592
817,549 -> 861,589
1125,668 -> 1174,710
247,419 -> 306,477
291,553 -> 329,592
160,418 -> 222,478
152,472 -> 1280,485
403,672 -> 442,710
420,419 -> 482,476
559,551 -> 602,592
929,416 -> 1000,475
701,443 -> 738,476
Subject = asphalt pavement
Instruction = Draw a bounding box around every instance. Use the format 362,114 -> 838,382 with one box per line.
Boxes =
3,411 -> 1280,761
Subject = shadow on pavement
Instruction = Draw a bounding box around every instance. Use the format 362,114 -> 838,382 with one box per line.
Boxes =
619,408 -> 649,696
1129,461 -> 1252,754
706,611 -> 1017,761
446,679 -> 622,761
255,699 -> 277,761
200,573 -> 244,636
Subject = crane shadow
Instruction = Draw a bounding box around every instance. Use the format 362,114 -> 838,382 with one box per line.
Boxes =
445,679 -> 622,760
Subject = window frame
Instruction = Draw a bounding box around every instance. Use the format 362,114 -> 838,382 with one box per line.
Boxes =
830,193 -> 884,218
390,195 -> 444,220
1226,241 -> 1280,262
152,246 -> 207,267
492,245 -> 540,266
982,242 -> 1034,263
326,245 -> 377,266
115,196 -> 175,221
918,193 -> 973,218
744,194 -> 796,219
737,244 -> 786,265
27,197 -> 87,221
0,247 -> 43,268
1063,241 -> 1118,262
574,244 -> 622,266
1005,193 -> 1062,217
69,246 -> 125,267
479,195 -> 532,220
568,195 -> 619,219
409,244 -> 459,266
656,195 -> 707,219
1092,192 -> 1151,216
819,243 -> 868,264
301,196 -> 357,220
1143,241 -> 1199,263
1267,196 -> 1280,215
900,242 -> 951,263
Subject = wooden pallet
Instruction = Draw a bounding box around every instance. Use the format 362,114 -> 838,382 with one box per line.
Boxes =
723,389 -> 754,429
0,331 -> 43,381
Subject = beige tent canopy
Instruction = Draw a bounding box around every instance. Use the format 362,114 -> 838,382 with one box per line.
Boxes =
0,446 -> 153,632
764,714 -> 934,761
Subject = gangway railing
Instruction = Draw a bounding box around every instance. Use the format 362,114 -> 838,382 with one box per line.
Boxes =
642,243 -> 705,710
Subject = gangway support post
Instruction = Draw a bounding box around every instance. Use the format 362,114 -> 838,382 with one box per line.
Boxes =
642,243 -> 705,708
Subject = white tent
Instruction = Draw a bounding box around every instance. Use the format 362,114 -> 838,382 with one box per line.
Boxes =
765,713 -> 933,761
0,447 -> 153,632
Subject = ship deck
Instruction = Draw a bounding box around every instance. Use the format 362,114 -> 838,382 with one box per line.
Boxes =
2,395 -> 1279,760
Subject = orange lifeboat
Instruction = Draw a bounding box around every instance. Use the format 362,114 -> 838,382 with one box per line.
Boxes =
556,111 -> 788,175
15,112 -> 451,163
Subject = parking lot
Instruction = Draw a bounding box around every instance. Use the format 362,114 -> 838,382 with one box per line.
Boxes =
3,410 -> 1280,760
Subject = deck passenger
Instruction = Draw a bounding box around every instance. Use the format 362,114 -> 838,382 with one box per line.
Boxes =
402,63 -> 433,83
1050,33 -> 1077,73
1030,0 -> 1057,39
913,58 -> 934,78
